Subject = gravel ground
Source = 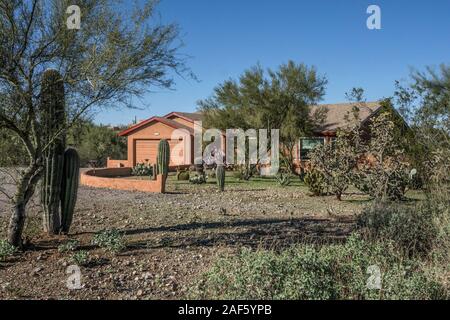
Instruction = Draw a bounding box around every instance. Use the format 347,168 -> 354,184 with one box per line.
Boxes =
0,170 -> 366,299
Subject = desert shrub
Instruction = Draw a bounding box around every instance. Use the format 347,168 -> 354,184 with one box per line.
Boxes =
309,131 -> 358,200
357,196 -> 449,258
58,240 -> 80,253
189,174 -> 207,184
208,170 -> 216,179
303,169 -> 325,196
132,163 -> 153,176
190,235 -> 447,300
353,112 -> 411,201
177,170 -> 190,181
353,164 -> 410,201
71,250 -> 90,266
232,164 -> 256,181
0,240 -> 17,261
232,170 -> 243,180
276,171 -> 292,187
92,229 -> 126,253
408,168 -> 424,190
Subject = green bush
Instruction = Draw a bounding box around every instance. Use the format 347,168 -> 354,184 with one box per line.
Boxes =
357,198 -> 448,258
92,229 -> 126,253
304,169 -> 325,196
0,240 -> 16,261
190,235 -> 447,300
208,170 -> 216,179
276,171 -> 292,187
58,239 -> 80,253
189,174 -> 207,184
177,170 -> 190,181
232,170 -> 243,180
71,250 -> 90,266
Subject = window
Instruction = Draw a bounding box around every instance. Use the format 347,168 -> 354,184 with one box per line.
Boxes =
299,137 -> 324,160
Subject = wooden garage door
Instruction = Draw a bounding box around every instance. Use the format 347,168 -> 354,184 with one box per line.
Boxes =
135,139 -> 186,166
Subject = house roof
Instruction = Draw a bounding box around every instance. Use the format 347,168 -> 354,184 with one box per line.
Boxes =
118,102 -> 383,137
118,116 -> 194,136
311,102 -> 382,133
163,111 -> 204,122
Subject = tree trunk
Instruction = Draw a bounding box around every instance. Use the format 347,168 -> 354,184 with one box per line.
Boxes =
8,201 -> 26,247
7,162 -> 43,247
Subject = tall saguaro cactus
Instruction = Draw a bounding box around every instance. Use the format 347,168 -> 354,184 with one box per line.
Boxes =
157,139 -> 170,176
40,69 -> 66,234
60,148 -> 80,234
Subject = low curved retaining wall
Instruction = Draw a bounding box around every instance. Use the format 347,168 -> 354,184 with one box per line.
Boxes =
80,168 -> 166,193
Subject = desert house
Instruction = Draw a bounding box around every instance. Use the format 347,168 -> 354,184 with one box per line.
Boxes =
108,102 -> 390,170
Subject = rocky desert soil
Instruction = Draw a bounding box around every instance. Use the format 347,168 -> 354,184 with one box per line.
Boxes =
0,171 -> 366,299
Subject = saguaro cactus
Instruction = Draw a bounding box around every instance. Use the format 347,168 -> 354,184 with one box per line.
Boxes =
216,164 -> 225,192
157,139 -> 170,176
60,148 -> 80,234
40,69 -> 66,234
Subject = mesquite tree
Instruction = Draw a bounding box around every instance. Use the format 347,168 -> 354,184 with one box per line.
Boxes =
0,0 -> 192,247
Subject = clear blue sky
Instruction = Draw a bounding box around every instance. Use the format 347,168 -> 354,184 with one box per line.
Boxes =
95,0 -> 450,125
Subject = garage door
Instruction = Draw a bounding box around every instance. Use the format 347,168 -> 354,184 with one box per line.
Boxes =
135,140 -> 159,165
135,139 -> 186,166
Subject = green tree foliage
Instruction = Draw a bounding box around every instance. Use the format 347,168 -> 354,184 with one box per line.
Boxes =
0,0 -> 192,246
395,65 -> 450,188
71,122 -> 127,167
355,112 -> 410,201
0,129 -> 28,166
198,61 -> 328,172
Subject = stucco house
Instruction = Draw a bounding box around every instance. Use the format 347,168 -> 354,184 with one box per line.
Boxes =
107,102 -> 386,169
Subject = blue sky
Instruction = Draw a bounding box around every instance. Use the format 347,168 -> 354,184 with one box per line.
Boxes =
95,0 -> 450,125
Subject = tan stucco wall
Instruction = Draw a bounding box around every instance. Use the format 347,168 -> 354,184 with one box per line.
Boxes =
125,121 -> 193,167
80,168 -> 166,193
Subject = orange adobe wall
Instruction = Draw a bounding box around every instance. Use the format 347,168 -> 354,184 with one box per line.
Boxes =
80,168 -> 166,193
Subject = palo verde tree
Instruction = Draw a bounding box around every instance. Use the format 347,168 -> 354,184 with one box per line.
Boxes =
395,65 -> 450,187
0,0 -> 192,247
198,61 -> 327,173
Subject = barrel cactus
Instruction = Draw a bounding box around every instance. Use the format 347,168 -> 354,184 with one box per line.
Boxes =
40,69 -> 66,234
157,139 -> 170,176
216,164 -> 225,192
60,148 -> 80,234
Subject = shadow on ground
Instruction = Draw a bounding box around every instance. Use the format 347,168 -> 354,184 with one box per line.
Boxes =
123,216 -> 356,252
